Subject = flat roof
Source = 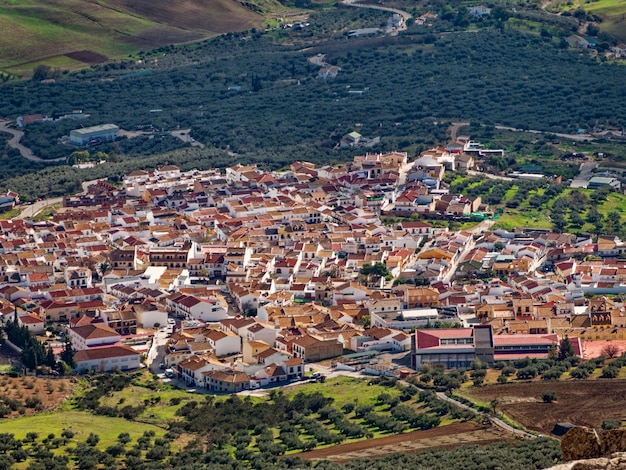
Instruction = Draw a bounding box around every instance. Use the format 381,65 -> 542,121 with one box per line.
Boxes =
401,308 -> 439,320
71,124 -> 119,136
589,176 -> 617,184
342,350 -> 379,359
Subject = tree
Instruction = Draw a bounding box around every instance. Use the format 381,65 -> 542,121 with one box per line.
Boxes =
569,211 -> 584,228
31,65 -> 59,81
542,390 -> 557,403
586,205 -> 600,221
601,365 -> 619,379
548,343 -> 557,360
359,262 -> 390,278
602,343 -> 620,359
60,337 -> 75,369
46,346 -> 56,368
558,336 -> 575,361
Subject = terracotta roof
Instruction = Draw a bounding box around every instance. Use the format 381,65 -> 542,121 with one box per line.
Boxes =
74,345 -> 139,362
72,323 -> 119,340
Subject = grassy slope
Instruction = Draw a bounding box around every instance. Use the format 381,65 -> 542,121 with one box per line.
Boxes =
1,410 -> 165,448
585,0 -> 626,42
0,0 -> 280,75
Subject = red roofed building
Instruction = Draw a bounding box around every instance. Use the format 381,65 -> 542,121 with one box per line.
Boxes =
68,323 -> 121,350
74,345 -> 141,373
18,313 -> 45,334
492,334 -> 559,361
411,326 -> 573,369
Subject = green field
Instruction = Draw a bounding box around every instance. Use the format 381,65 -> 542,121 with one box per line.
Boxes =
1,410 -> 165,449
98,384 -> 202,422
585,0 -> 626,42
494,211 -> 553,231
284,376 -> 403,408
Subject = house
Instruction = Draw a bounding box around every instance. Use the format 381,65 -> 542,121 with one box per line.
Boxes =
283,357 -> 304,379
205,369 -> 251,393
64,267 -> 93,289
404,286 -> 440,308
74,345 -> 141,373
178,354 -> 227,387
129,301 -> 168,328
242,340 -> 272,364
469,5 -> 491,17
204,329 -> 241,357
167,293 -> 228,322
17,313 -> 45,334
101,309 -> 137,335
68,323 -> 121,350
291,335 -> 343,362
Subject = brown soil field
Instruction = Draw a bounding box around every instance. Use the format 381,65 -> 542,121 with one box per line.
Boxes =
463,380 -> 626,435
297,422 -> 510,461
107,0 -> 262,34
65,51 -> 109,65
0,375 -> 75,418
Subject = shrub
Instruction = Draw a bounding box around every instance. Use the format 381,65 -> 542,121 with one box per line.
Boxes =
25,397 -> 42,408
541,368 -> 562,381
601,365 -> 619,379
570,367 -> 590,379
341,402 -> 355,414
542,390 -> 557,403
517,366 -> 538,380
501,366 -> 516,377
601,419 -> 621,430
86,433 -> 100,447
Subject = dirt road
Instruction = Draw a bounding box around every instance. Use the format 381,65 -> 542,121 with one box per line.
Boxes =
341,0 -> 412,32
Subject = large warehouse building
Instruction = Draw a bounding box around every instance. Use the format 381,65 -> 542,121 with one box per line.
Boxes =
70,124 -> 119,146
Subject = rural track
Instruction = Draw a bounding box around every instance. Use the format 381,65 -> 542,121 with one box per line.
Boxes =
0,120 -> 66,163
341,0 -> 412,30
435,391 -> 535,439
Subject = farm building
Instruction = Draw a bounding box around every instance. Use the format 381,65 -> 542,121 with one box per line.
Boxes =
587,176 -> 621,191
70,123 -> 119,146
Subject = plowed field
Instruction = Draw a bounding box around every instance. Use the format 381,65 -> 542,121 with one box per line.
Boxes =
463,380 -> 626,435
298,421 -> 511,461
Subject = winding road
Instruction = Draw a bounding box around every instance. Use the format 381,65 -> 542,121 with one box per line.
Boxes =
341,0 -> 412,32
0,120 -> 65,162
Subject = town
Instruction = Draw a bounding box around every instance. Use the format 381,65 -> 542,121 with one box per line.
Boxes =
1,138 -> 625,396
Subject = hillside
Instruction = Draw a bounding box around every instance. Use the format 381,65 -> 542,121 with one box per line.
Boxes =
0,0 -> 281,77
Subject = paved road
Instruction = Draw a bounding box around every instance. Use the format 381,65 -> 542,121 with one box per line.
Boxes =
442,235 -> 475,282
467,218 -> 496,235
0,120 -> 66,162
570,161 -> 598,188
171,129 -> 205,148
15,198 -> 63,220
448,121 -> 469,144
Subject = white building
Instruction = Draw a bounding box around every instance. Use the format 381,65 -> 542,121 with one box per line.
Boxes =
68,323 -> 121,350
73,345 -> 141,373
